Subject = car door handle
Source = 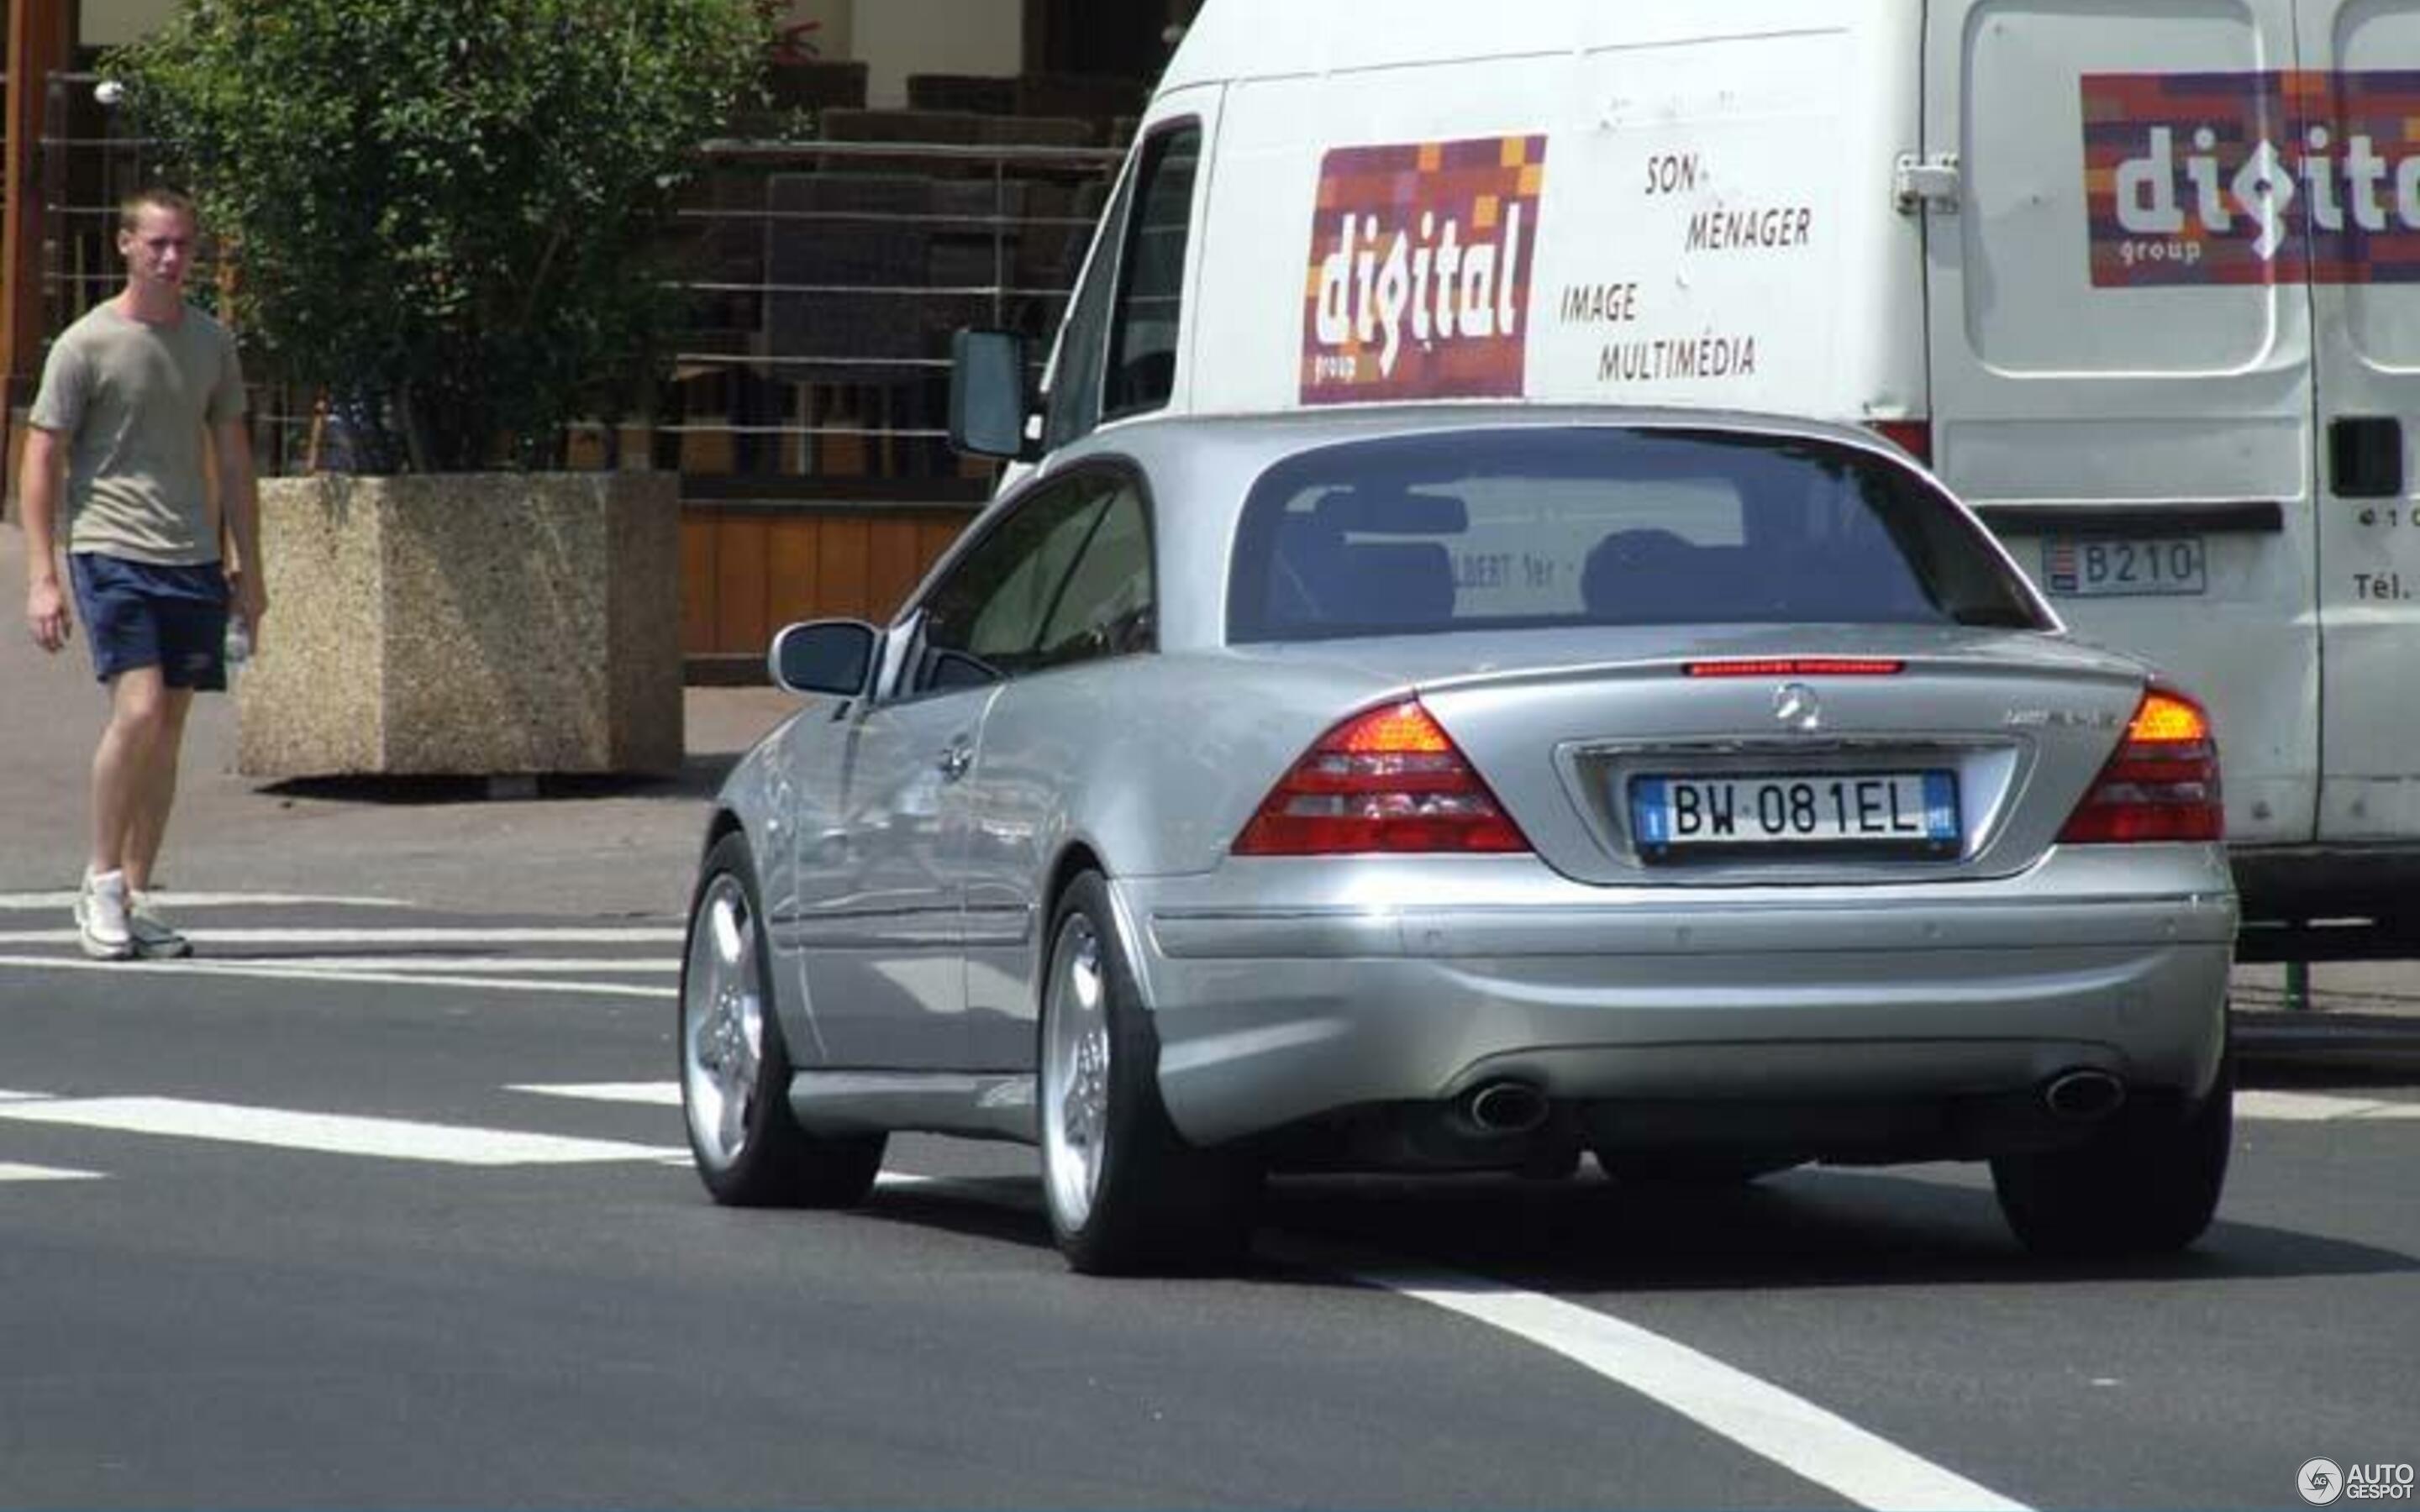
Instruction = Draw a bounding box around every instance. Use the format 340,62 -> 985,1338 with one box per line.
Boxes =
936,742 -> 973,781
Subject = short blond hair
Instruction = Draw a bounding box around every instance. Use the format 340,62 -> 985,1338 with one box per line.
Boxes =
118,186 -> 197,233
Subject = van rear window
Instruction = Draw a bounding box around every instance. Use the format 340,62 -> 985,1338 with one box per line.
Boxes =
1226,428 -> 2048,642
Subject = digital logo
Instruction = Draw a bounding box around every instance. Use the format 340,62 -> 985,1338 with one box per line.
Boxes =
2082,70 -> 2420,286
2307,1461 -> 2348,1505
1301,135 -> 1546,402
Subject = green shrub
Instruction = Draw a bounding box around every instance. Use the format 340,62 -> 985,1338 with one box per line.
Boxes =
112,0 -> 768,471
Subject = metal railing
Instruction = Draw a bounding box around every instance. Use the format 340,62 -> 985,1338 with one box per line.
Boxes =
661,134 -> 1119,485
16,71 -> 1122,486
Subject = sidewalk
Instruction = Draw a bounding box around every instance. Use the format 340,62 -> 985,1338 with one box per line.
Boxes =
0,522 -> 795,918
3,522 -> 2415,1074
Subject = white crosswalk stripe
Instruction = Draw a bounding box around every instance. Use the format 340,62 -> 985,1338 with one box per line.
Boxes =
0,1162 -> 103,1182
0,883 -> 681,997
0,1095 -> 686,1166
165,955 -> 680,975
512,1082 -> 683,1106
519,1081 -> 2420,1124
0,890 -> 413,912
0,926 -> 681,947
0,954 -> 675,1000
2235,1089 -> 2420,1122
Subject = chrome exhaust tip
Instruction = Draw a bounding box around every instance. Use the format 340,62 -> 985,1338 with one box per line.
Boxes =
1461,1079 -> 1550,1136
2042,1068 -> 2127,1121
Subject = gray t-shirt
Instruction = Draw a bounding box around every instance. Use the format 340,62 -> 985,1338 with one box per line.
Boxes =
28,302 -> 247,565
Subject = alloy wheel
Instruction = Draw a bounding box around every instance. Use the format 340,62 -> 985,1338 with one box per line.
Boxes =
1042,911 -> 1113,1231
683,874 -> 764,1173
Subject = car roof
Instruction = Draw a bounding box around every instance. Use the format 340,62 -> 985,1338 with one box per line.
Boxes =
1040,402 -> 1917,482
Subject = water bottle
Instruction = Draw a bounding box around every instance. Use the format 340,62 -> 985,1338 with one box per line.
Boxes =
225,617 -> 252,670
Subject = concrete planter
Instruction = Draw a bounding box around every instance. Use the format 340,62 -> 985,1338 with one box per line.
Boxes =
236,471 -> 684,779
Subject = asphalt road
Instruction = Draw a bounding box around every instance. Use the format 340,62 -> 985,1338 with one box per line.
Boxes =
3,893 -> 2416,1509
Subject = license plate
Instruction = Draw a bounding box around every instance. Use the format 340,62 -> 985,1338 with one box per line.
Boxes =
1629,771 -> 1960,856
2043,537 -> 2206,597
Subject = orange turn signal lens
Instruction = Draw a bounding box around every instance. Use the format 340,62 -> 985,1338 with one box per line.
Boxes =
2128,691 -> 2211,745
1334,701 -> 1455,755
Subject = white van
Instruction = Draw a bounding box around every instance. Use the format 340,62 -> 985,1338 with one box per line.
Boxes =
950,0 -> 2420,936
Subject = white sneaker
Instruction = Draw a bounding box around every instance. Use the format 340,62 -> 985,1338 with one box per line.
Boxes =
128,893 -> 193,959
74,870 -> 134,961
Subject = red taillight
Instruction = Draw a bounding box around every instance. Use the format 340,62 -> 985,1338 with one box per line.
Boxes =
2057,688 -> 2224,844
1869,419 -> 1933,465
1234,700 -> 1530,856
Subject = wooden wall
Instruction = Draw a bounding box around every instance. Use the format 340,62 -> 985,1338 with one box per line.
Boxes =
681,507 -> 975,669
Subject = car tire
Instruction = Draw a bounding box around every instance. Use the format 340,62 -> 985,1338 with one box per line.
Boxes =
1039,871 -> 1261,1274
1991,1055 -> 2233,1258
680,831 -> 886,1208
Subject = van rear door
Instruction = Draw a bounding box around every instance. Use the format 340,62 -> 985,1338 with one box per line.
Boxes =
2296,2 -> 2420,845
1923,0 -> 2317,849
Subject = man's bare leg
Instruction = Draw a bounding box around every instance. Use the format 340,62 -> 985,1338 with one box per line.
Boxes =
121,685 -> 192,895
90,665 -> 174,880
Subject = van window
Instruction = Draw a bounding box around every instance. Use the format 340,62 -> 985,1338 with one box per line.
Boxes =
1227,428 -> 2049,643
1042,169 -> 1136,452
1102,124 -> 1200,420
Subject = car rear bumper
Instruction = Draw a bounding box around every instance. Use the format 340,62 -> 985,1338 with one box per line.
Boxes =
1113,848 -> 2237,1148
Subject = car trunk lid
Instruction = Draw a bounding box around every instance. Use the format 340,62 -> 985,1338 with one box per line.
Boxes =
1375,626 -> 2151,886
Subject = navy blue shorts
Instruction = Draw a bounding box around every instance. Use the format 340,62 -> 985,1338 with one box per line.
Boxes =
68,553 -> 231,691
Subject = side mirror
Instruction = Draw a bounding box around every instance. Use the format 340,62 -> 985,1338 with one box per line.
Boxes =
768,619 -> 878,698
950,328 -> 1037,460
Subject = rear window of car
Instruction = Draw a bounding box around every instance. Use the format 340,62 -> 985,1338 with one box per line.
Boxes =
1225,428 -> 2050,643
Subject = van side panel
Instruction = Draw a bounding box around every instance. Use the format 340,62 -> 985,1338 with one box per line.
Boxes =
2303,1 -> 2420,842
1192,55 -> 1576,417
1924,0 -> 2319,848
1184,5 -> 1923,426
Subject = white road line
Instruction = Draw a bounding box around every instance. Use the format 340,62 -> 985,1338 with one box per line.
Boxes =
155,955 -> 678,975
1325,1255 -> 2029,1512
535,1084 -> 2420,1126
2238,1089 -> 2420,1122
512,1082 -> 683,1106
0,1096 -> 686,1166
844,1166 -> 2025,1509
0,954 -> 673,1000
0,891 -> 413,911
0,1162 -> 104,1182
0,927 -> 681,946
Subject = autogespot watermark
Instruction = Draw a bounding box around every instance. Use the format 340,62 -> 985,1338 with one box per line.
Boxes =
2302,1459 -> 2417,1504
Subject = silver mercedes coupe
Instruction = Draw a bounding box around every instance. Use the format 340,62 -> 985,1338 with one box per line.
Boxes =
678,407 -> 2238,1273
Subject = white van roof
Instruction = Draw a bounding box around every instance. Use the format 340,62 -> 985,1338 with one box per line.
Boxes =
1164,0 -> 1920,90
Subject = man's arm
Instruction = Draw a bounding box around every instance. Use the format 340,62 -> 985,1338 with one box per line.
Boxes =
19,426 -> 71,654
213,415 -> 266,636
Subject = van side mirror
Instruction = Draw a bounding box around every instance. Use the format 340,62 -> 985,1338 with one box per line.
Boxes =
768,620 -> 878,697
950,328 -> 1038,460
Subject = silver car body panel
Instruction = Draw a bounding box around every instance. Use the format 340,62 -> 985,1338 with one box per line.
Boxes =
701,405 -> 2234,1153
1114,848 -> 2233,1146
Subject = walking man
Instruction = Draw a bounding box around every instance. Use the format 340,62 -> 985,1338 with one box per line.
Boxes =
18,186 -> 264,959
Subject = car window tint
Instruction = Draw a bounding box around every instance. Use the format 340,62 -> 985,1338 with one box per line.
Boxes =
1102,124 -> 1199,422
1035,480 -> 1154,669
915,475 -> 1119,690
1227,428 -> 2048,643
